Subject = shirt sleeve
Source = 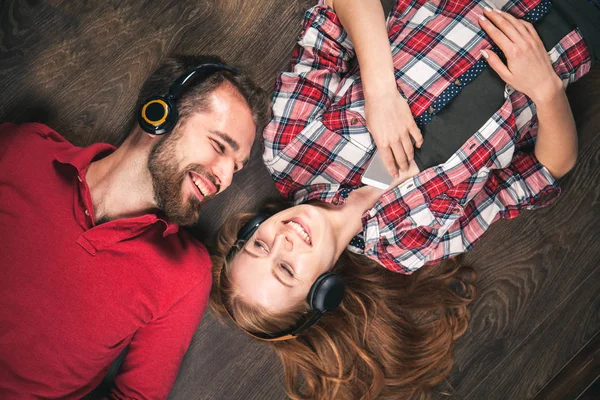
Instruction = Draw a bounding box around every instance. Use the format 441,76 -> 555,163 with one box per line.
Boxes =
0,123 -> 17,166
362,151 -> 560,272
262,4 -> 356,160
422,151 -> 560,267
108,275 -> 211,400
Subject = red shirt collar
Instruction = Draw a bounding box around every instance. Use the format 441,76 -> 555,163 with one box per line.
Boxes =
53,142 -> 179,237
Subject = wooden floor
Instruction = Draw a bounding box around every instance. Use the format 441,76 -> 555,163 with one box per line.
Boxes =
1,0 -> 598,399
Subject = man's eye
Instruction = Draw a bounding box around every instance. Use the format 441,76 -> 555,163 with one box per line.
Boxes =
212,140 -> 225,154
280,264 -> 293,277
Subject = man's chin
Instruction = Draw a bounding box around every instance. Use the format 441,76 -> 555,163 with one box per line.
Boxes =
166,212 -> 199,227
162,203 -> 202,227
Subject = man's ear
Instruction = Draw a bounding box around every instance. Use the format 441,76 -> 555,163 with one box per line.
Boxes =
131,125 -> 160,140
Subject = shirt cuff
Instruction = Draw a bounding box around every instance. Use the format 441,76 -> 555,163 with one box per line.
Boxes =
505,151 -> 562,210
300,4 -> 356,65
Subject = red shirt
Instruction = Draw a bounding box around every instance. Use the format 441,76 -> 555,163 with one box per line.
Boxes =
0,123 -> 212,399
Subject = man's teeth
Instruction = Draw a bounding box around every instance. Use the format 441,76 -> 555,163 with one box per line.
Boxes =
192,176 -> 209,196
286,221 -> 311,244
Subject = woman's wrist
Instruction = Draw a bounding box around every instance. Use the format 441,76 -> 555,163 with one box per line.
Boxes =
531,76 -> 563,107
362,72 -> 398,99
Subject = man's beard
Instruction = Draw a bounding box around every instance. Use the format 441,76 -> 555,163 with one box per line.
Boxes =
147,131 -> 218,226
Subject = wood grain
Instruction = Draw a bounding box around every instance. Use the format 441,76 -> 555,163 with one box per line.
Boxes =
531,332 -> 600,400
1,1 -> 598,399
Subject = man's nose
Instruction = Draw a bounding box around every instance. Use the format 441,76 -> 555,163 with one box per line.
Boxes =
212,158 -> 235,192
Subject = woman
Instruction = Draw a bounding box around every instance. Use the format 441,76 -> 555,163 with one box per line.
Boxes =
211,1 -> 599,399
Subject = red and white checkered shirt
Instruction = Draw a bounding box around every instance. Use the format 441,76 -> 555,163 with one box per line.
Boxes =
263,0 -> 591,273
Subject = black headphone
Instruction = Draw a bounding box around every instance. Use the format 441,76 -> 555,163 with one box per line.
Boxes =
221,215 -> 345,341
138,63 -> 240,135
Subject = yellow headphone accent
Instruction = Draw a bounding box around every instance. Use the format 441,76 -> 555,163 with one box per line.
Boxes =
141,99 -> 168,125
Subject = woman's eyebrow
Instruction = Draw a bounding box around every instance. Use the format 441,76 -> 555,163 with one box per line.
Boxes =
271,267 -> 293,288
242,246 -> 260,258
241,247 -> 291,287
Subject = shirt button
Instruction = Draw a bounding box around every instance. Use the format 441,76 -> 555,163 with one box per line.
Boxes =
454,79 -> 462,86
351,117 -> 359,125
84,210 -> 89,216
428,106 -> 435,114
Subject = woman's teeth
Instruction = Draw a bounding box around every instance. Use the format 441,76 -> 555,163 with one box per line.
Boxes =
192,176 -> 209,196
286,221 -> 311,245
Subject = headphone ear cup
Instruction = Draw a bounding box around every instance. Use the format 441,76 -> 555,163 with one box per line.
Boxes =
308,272 -> 345,313
138,95 -> 178,135
237,215 -> 270,242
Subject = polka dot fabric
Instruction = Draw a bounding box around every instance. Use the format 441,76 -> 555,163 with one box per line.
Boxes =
415,0 -> 552,128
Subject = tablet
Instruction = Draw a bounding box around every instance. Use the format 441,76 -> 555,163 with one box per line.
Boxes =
361,150 -> 393,190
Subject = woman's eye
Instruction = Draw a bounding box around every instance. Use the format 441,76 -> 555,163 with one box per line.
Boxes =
253,240 -> 267,252
280,264 -> 293,277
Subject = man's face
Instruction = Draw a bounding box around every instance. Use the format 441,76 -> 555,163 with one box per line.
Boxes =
148,83 -> 256,226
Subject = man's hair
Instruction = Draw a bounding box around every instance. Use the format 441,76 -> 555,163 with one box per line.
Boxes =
134,55 -> 270,136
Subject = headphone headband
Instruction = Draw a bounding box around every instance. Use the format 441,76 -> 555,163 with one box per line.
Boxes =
168,63 -> 240,100
138,62 -> 240,135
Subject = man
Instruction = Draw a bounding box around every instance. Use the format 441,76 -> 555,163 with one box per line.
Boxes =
0,55 -> 269,399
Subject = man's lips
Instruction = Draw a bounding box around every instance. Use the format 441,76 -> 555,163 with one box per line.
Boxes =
188,174 -> 205,201
189,171 -> 217,199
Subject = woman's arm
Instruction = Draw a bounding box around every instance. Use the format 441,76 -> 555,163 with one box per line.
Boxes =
326,0 -> 422,175
532,90 -> 577,178
479,8 -> 577,178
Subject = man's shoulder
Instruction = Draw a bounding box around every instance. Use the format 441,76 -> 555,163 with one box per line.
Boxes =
0,122 -> 73,154
160,229 -> 213,283
1,122 -> 69,141
176,230 -> 211,266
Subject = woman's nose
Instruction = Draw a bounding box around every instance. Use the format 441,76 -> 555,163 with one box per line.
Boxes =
273,233 -> 293,253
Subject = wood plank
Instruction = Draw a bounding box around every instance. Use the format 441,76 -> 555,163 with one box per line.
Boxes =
433,68 -> 600,399
531,333 -> 600,400
1,2 -> 599,400
577,379 -> 600,400
463,267 -> 599,399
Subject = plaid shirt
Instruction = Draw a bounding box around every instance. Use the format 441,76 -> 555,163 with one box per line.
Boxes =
263,0 -> 591,273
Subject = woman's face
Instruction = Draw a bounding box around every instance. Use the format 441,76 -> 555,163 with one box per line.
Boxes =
229,204 -> 340,314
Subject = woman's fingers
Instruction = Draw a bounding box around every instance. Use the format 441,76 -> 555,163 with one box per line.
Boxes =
410,124 -> 423,148
379,145 -> 400,177
478,11 -> 513,52
480,50 -> 512,83
391,138 -> 410,172
486,8 -> 529,40
522,19 -> 541,42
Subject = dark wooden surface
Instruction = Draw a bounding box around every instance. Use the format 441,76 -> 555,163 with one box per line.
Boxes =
1,1 -> 598,399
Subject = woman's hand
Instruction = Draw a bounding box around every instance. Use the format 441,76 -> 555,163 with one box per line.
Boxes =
364,89 -> 423,176
478,7 -> 563,104
479,7 -> 577,178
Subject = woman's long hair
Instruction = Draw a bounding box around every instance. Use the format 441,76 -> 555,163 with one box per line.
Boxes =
210,203 -> 477,400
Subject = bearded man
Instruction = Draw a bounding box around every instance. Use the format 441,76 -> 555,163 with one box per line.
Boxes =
0,55 -> 269,399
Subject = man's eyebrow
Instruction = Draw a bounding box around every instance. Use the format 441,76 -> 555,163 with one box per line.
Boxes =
210,130 -> 239,152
